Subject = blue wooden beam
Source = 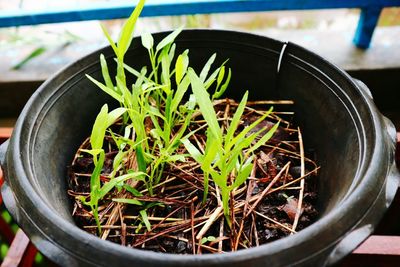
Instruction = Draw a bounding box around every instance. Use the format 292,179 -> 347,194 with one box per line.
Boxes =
1,0 -> 399,28
353,7 -> 382,49
0,0 -> 400,49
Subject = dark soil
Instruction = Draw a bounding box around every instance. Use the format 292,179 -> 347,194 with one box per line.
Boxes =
67,98 -> 319,254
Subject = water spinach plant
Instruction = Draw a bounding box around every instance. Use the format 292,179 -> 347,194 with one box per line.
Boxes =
68,0 -> 319,253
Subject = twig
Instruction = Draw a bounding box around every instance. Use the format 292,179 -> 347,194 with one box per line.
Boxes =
218,218 -> 224,253
196,206 -> 223,240
254,210 -> 296,233
191,200 -> 196,254
291,128 -> 305,232
245,162 -> 290,217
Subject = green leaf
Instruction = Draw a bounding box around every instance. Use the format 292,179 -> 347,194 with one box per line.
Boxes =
203,67 -> 220,90
140,209 -> 152,231
160,50 -> 171,88
200,53 -> 216,82
156,27 -> 183,52
112,198 -> 142,206
123,184 -> 143,196
168,43 -> 176,62
170,76 -> 190,118
99,172 -> 146,199
12,46 -> 46,70
207,236 -> 216,242
209,169 -> 225,189
227,107 -> 273,151
202,135 -> 219,171
181,139 -> 204,163
100,54 -> 114,89
213,68 -> 231,99
91,104 -> 109,150
164,154 -> 186,162
90,150 -> 105,193
100,23 -> 118,55
86,74 -> 123,103
113,150 -> 127,170
175,50 -> 189,85
117,0 -> 146,58
232,157 -> 253,188
225,91 -> 248,145
141,32 -> 154,50
217,66 -> 225,87
246,121 -> 280,155
106,107 -> 126,128
187,69 -> 222,143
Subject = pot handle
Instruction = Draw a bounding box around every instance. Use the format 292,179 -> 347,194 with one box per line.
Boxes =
0,139 -> 9,168
323,224 -> 373,266
1,181 -> 21,224
0,140 -> 21,223
353,78 -> 373,100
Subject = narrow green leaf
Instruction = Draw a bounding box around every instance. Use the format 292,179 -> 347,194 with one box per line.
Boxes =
140,210 -> 152,231
175,50 -> 189,85
217,66 -> 225,87
164,154 -> 186,162
181,139 -> 204,163
91,104 -> 109,150
171,75 -> 190,114
188,69 -> 222,143
99,171 -> 146,199
100,54 -> 114,89
80,149 -> 104,158
213,68 -> 231,99
100,23 -> 118,55
141,32 -> 154,50
203,67 -> 220,90
225,91 -> 248,145
160,50 -> 171,88
106,107 -> 126,128
12,46 -> 46,70
112,198 -> 142,206
113,150 -> 127,170
247,121 -> 280,155
117,0 -> 146,58
227,107 -> 273,151
232,158 -> 253,188
202,137 -> 219,171
86,74 -> 123,103
209,169 -> 225,189
168,43 -> 176,62
208,236 -> 216,242
200,53 -> 216,82
156,27 -> 183,52
123,184 -> 143,196
90,150 -> 105,193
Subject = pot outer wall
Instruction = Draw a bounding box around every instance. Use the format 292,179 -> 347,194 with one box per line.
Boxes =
0,30 -> 399,267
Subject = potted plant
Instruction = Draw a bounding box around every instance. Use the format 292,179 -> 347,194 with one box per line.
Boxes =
0,0 -> 398,266
67,0 -> 320,254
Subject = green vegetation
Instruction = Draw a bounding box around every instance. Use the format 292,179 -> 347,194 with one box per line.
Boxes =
77,0 -> 278,234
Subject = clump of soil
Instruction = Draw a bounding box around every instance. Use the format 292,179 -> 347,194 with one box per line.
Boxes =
67,98 -> 319,254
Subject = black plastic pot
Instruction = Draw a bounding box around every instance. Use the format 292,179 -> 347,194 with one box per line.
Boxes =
0,30 -> 398,267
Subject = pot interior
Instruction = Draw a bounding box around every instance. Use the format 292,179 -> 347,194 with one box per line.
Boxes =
25,30 -> 366,227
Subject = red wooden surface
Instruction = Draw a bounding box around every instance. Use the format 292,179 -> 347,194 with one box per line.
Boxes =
0,127 -> 400,266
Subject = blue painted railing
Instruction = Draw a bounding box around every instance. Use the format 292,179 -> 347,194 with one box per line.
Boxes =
1,0 -> 399,48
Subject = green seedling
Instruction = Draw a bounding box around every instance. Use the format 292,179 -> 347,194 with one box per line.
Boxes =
82,0 -> 275,236
183,69 -> 279,226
